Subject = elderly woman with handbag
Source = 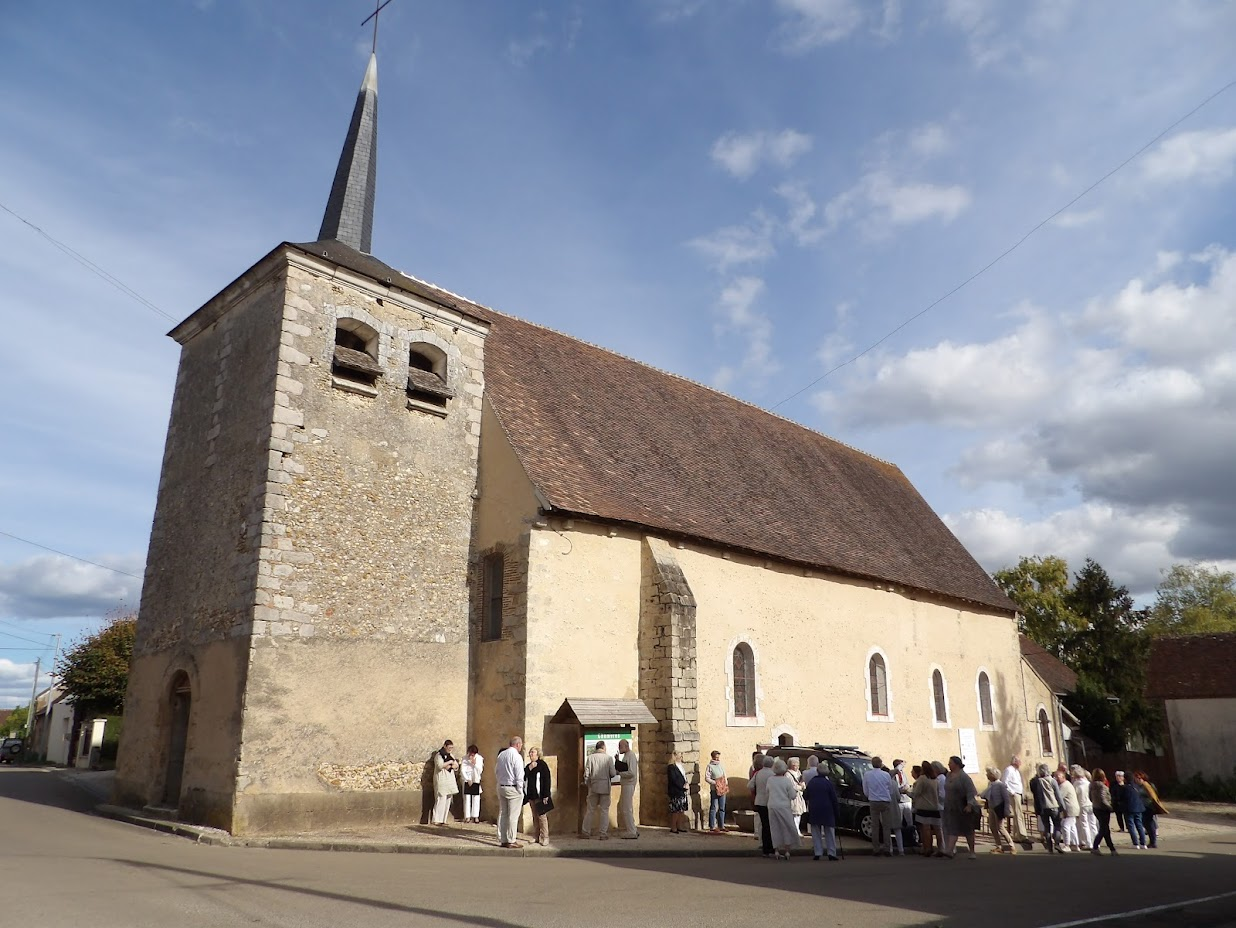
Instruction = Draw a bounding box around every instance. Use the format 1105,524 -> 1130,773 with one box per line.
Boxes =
523,747 -> 553,846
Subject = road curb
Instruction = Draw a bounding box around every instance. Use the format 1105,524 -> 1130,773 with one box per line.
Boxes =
93,804 -> 798,858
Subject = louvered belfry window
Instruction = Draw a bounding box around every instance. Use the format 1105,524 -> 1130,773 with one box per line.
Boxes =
732,643 -> 755,718
869,653 -> 888,717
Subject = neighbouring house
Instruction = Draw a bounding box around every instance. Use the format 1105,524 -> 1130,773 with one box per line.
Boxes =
115,50 -> 1061,836
28,686 -> 75,766
1147,631 -> 1236,781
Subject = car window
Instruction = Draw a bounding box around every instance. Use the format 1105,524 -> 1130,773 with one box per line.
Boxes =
827,760 -> 852,787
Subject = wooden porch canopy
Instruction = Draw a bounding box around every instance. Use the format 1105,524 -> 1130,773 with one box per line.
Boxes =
550,697 -> 658,727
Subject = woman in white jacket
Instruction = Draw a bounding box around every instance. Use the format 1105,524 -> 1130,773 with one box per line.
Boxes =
1071,765 -> 1095,848
461,744 -> 484,824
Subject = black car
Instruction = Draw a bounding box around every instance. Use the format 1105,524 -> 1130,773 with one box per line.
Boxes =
0,737 -> 23,764
761,743 -> 878,837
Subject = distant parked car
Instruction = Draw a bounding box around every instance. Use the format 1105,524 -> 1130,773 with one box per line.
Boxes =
0,737 -> 23,763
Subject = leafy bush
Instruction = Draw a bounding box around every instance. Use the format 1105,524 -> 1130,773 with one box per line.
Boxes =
1160,770 -> 1236,803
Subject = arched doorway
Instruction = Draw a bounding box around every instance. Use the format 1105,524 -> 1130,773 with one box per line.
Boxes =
162,672 -> 191,807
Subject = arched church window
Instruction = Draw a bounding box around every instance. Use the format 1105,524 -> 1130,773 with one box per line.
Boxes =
1038,706 -> 1053,756
406,343 -> 453,412
931,669 -> 948,724
868,653 -> 889,718
732,643 -> 755,718
332,319 -> 381,390
978,671 -> 994,728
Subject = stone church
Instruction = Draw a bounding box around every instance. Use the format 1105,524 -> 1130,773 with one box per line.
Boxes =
115,52 -> 1066,835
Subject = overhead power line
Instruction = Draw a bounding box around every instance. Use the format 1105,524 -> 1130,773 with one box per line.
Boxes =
0,529 -> 144,581
0,201 -> 176,323
770,76 -> 1236,410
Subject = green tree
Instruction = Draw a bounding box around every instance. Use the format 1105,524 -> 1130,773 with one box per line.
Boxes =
1,705 -> 30,736
993,555 -> 1085,659
1147,563 -> 1236,637
56,614 -> 137,717
1063,559 -> 1159,750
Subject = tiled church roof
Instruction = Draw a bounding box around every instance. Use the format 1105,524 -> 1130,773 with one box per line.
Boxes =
1147,631 -> 1236,700
1019,635 -> 1078,695
293,240 -> 1016,615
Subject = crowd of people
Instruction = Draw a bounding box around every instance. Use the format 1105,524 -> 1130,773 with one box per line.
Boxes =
430,737 -> 1168,856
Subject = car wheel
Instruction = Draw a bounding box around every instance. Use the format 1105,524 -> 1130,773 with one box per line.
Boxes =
858,810 -> 873,840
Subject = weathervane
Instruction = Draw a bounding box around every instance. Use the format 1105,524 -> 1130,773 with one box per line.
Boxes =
361,0 -> 394,54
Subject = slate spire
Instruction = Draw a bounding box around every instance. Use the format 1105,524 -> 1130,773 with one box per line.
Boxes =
318,53 -> 378,254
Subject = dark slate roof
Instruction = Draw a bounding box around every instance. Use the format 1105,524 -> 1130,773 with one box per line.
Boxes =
1147,632 -> 1236,700
1019,635 -> 1078,695
318,54 -> 378,254
289,240 -> 1016,615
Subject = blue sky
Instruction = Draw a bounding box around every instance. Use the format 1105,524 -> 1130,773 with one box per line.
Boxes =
3,0 -> 1236,707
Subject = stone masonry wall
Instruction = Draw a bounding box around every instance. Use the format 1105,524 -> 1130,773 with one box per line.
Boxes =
638,536 -> 700,825
116,257 -> 288,823
229,250 -> 488,832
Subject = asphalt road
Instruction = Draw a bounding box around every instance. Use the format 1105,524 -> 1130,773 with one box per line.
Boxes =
4,768 -> 1236,928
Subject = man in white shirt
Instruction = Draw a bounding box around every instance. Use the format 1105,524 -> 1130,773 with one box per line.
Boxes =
494,736 -> 526,848
1002,755 -> 1028,846
862,755 -> 897,856
581,741 -> 616,839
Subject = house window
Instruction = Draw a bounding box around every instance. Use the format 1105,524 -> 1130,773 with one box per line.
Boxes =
732,643 -> 755,718
332,321 -> 381,391
978,671 -> 994,728
406,343 -> 453,412
932,669 -> 948,724
482,553 -> 504,641
869,653 -> 889,718
1038,707 -> 1053,755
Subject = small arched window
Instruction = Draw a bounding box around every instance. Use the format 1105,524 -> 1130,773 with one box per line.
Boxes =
332,319 -> 381,390
1038,707 -> 1053,755
777,733 -> 794,746
732,643 -> 755,718
869,653 -> 889,717
406,343 -> 453,412
932,669 -> 948,724
978,671 -> 994,728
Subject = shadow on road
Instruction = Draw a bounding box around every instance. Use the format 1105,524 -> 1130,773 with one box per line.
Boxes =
112,858 -> 529,928
0,768 -> 98,815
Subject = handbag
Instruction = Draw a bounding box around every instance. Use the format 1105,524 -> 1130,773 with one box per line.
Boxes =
534,797 -> 555,815
615,758 -> 629,773
715,776 -> 730,796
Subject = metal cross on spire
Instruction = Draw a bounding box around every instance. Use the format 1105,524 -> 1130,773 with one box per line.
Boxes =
361,0 -> 394,54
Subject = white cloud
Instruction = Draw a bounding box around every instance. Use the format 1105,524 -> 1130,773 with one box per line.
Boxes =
817,307 -> 1058,428
775,0 -> 863,52
944,503 -> 1194,597
1052,208 -> 1102,228
908,123 -> 951,157
827,171 -> 972,234
1141,127 -> 1236,184
712,276 -> 780,384
0,658 -> 38,709
710,129 -> 813,179
507,35 -> 552,67
0,554 -> 142,620
823,249 -> 1236,571
688,214 -> 776,271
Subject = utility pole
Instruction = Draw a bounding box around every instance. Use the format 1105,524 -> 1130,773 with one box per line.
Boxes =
25,657 -> 41,739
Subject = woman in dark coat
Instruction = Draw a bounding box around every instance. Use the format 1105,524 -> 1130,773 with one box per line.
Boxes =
804,768 -> 841,860
668,750 -> 690,833
523,747 -> 553,847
